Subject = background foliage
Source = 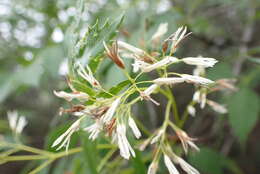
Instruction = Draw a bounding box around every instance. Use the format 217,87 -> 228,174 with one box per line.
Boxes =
0,0 -> 259,173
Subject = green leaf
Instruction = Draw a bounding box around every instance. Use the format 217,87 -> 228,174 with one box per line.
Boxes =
109,80 -> 131,95
189,147 -> 226,174
207,62 -> 233,80
228,88 -> 259,143
74,15 -> 124,73
0,59 -> 43,102
130,150 -> 146,174
39,45 -> 65,77
81,132 -> 99,174
71,80 -> 96,96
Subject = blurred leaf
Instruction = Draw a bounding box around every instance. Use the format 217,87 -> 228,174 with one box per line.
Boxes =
105,64 -> 127,88
207,62 -> 233,80
0,59 -> 43,102
109,80 -> 131,95
247,57 -> 260,64
189,147 -> 226,174
39,45 -> 65,77
130,150 -> 146,174
228,88 -> 259,143
71,80 -> 96,96
81,132 -> 99,174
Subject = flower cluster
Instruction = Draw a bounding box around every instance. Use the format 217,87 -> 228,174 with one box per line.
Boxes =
53,24 -> 236,173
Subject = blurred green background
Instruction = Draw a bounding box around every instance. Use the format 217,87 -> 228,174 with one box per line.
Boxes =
0,0 -> 259,173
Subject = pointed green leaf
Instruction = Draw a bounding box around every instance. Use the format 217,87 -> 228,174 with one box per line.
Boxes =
228,88 -> 259,143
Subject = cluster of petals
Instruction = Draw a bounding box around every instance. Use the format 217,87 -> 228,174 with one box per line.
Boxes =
7,110 -> 27,134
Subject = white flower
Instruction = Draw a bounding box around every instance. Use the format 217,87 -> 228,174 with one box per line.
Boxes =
132,59 -> 151,73
7,111 -> 27,134
193,66 -> 205,76
118,41 -> 146,56
143,84 -> 158,96
76,62 -> 100,87
147,161 -> 158,174
116,123 -> 136,159
101,97 -> 121,124
181,74 -> 214,86
193,90 -> 207,109
52,119 -> 81,151
141,56 -> 179,72
84,120 -> 103,140
173,155 -> 200,174
164,154 -> 180,174
169,26 -> 191,53
128,117 -> 141,139
54,90 -> 89,101
187,105 -> 196,117
182,57 -> 218,67
151,129 -> 164,144
207,100 -> 228,114
151,23 -> 168,43
175,129 -> 199,154
153,77 -> 185,85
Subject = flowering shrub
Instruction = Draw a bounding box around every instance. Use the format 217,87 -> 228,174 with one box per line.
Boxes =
49,22 -> 233,174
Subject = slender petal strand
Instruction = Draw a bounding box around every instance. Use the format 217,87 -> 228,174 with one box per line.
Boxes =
151,23 -> 168,43
182,57 -> 218,67
143,84 -> 158,96
147,161 -> 159,174
164,155 -> 180,174
181,74 -> 214,86
52,119 -> 81,150
153,77 -> 185,85
84,120 -> 103,140
7,111 -> 27,134
175,129 -> 199,154
141,56 -> 179,72
207,100 -> 228,114
16,116 -> 28,134
118,41 -> 146,55
7,111 -> 18,131
151,129 -> 164,144
101,97 -> 121,124
128,117 -> 141,139
116,124 -> 136,159
173,155 -> 200,174
193,66 -> 205,76
187,105 -> 196,117
77,62 -> 100,87
53,90 -> 89,101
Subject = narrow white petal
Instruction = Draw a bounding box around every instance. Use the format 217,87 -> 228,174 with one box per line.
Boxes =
147,161 -> 158,174
52,119 -> 80,148
101,97 -> 121,123
151,129 -> 164,144
16,116 -> 27,134
187,105 -> 196,117
151,23 -> 168,42
173,156 -> 200,174
142,56 -> 179,72
153,77 -> 185,85
182,57 -> 218,67
54,90 -> 89,101
7,111 -> 18,131
118,41 -> 145,55
164,155 -> 180,174
143,84 -> 158,96
181,74 -> 214,86
207,100 -> 228,114
128,117 -> 141,139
